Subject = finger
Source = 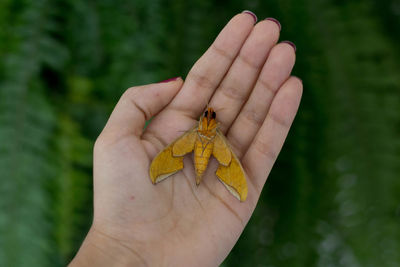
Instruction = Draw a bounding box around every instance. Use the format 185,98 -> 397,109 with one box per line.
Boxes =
242,76 -> 302,190
168,12 -> 256,118
209,19 -> 280,133
100,78 -> 184,140
226,42 -> 296,157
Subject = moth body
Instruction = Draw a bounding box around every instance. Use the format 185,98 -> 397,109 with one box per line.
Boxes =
194,134 -> 215,184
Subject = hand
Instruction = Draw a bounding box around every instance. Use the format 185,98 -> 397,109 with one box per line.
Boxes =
70,12 -> 302,267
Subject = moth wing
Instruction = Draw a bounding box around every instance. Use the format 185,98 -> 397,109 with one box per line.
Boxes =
149,127 -> 197,184
172,127 -> 197,156
150,144 -> 183,184
212,130 -> 232,166
214,130 -> 248,201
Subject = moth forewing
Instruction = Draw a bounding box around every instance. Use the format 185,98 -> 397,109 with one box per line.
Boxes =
150,127 -> 197,183
212,131 -> 232,166
172,127 -> 197,156
149,144 -> 184,184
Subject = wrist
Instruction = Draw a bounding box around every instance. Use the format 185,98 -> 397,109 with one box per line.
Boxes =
69,226 -> 148,267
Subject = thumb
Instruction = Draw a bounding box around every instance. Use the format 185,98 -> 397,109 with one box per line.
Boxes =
101,77 -> 183,139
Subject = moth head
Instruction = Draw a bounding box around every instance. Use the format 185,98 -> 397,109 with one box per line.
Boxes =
204,107 -> 216,120
201,107 -> 217,130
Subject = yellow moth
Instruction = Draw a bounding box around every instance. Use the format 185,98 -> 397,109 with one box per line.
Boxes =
149,107 -> 247,201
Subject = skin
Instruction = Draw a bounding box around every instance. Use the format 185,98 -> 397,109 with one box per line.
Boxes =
70,12 -> 302,267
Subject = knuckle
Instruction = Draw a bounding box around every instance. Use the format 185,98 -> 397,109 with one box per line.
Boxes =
242,108 -> 265,126
212,43 -> 234,61
121,86 -> 140,101
189,71 -> 216,89
238,53 -> 260,70
220,83 -> 247,101
253,139 -> 278,161
268,112 -> 291,128
259,78 -> 278,94
122,87 -> 151,120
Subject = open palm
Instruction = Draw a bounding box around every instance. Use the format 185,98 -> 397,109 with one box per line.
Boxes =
71,12 -> 302,267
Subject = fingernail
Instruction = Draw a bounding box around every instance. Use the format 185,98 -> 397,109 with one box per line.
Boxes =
281,41 -> 296,52
159,76 -> 180,83
242,10 -> 257,23
264,17 -> 281,31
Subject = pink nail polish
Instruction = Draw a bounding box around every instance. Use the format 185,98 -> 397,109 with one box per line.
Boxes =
242,10 -> 257,23
264,17 -> 281,31
159,77 -> 180,83
281,41 -> 296,52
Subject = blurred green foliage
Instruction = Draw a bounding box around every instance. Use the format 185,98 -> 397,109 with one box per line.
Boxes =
1,0 -> 400,266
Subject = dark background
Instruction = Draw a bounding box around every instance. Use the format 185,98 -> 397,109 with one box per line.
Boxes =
1,0 -> 400,266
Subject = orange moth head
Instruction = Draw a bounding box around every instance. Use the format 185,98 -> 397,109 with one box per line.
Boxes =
204,107 -> 216,121
200,107 -> 217,132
